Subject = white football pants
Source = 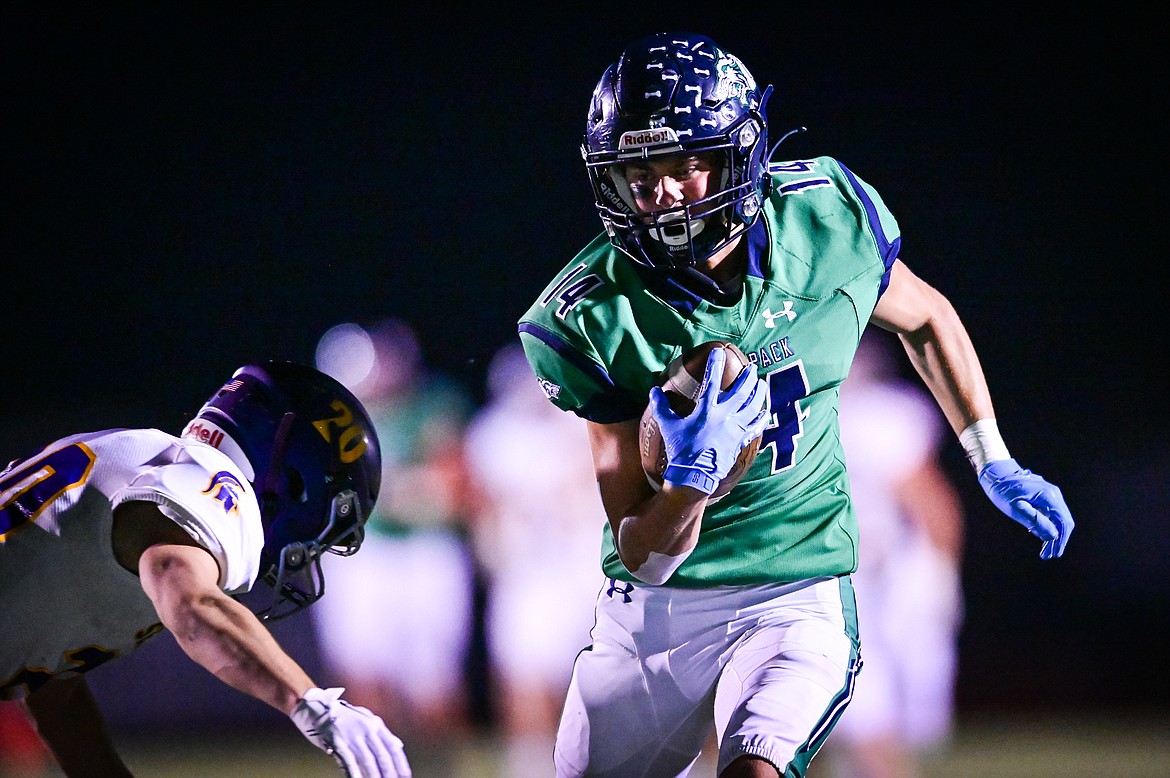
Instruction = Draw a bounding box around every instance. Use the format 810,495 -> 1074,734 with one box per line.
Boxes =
554,575 -> 860,778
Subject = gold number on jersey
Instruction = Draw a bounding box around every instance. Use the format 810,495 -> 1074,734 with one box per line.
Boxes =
0,442 -> 97,541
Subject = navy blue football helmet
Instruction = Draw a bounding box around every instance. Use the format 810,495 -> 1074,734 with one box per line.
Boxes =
582,32 -> 773,270
183,361 -> 381,620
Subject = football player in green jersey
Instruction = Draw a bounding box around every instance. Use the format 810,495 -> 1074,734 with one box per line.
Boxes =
517,32 -> 1075,778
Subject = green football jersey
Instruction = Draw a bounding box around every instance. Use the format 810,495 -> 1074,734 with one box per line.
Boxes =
518,156 -> 901,586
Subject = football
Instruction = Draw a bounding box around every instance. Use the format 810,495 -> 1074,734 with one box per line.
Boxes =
638,341 -> 763,501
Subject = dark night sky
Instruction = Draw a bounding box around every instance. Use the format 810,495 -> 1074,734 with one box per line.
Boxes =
3,6 -> 1166,718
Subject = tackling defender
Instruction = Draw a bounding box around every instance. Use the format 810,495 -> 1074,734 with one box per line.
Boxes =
517,32 -> 1075,778
1,361 -> 412,777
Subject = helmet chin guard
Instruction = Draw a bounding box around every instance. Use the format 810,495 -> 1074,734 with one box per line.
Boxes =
651,211 -> 706,247
582,32 -> 772,270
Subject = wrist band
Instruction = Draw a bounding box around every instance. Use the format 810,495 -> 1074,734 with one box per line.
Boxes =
662,464 -> 717,495
958,419 -> 1011,472
633,549 -> 692,585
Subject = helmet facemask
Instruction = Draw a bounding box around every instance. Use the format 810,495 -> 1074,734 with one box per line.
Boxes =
590,129 -> 766,270
255,487 -> 366,622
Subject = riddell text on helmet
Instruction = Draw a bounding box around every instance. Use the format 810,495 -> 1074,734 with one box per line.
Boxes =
184,420 -> 225,449
619,127 -> 680,150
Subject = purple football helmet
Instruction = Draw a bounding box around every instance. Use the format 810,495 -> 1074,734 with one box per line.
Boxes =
184,361 -> 381,620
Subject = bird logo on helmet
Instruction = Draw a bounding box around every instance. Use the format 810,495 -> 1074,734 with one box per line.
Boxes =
182,360 -> 382,620
582,32 -> 774,270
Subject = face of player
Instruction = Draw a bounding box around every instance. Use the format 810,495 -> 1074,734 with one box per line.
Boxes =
621,152 -> 722,215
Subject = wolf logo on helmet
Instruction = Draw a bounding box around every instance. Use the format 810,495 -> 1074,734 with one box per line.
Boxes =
714,52 -> 756,103
183,360 -> 382,620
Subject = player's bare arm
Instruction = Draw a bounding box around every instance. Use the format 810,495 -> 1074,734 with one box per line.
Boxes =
870,259 -> 995,435
586,418 -> 708,581
873,259 -> 1074,560
127,506 -> 315,715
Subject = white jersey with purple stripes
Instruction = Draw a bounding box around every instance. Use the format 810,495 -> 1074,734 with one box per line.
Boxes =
1,428 -> 263,699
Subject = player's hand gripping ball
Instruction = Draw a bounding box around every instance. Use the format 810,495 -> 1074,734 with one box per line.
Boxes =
639,341 -> 764,501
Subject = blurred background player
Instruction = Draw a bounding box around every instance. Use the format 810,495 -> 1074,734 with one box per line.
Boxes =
811,330 -> 966,778
1,361 -> 410,777
310,318 -> 481,750
463,342 -> 606,778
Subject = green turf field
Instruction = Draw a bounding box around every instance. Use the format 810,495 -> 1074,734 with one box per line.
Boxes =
7,711 -> 1168,777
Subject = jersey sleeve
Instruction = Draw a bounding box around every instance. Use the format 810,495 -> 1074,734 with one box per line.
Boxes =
833,159 -> 902,299
517,247 -> 647,424
766,157 -> 901,312
114,442 -> 264,594
518,323 -> 645,423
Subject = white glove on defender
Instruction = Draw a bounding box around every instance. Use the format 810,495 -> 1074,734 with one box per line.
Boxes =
290,687 -> 412,777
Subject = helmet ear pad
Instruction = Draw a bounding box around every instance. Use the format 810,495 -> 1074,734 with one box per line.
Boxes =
254,410 -> 324,575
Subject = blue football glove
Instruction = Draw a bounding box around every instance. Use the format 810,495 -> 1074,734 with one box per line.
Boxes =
650,348 -> 769,495
978,458 -> 1075,560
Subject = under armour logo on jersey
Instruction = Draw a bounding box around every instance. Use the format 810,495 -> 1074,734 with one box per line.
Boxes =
203,471 -> 246,514
606,578 -> 635,603
763,302 -> 796,327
